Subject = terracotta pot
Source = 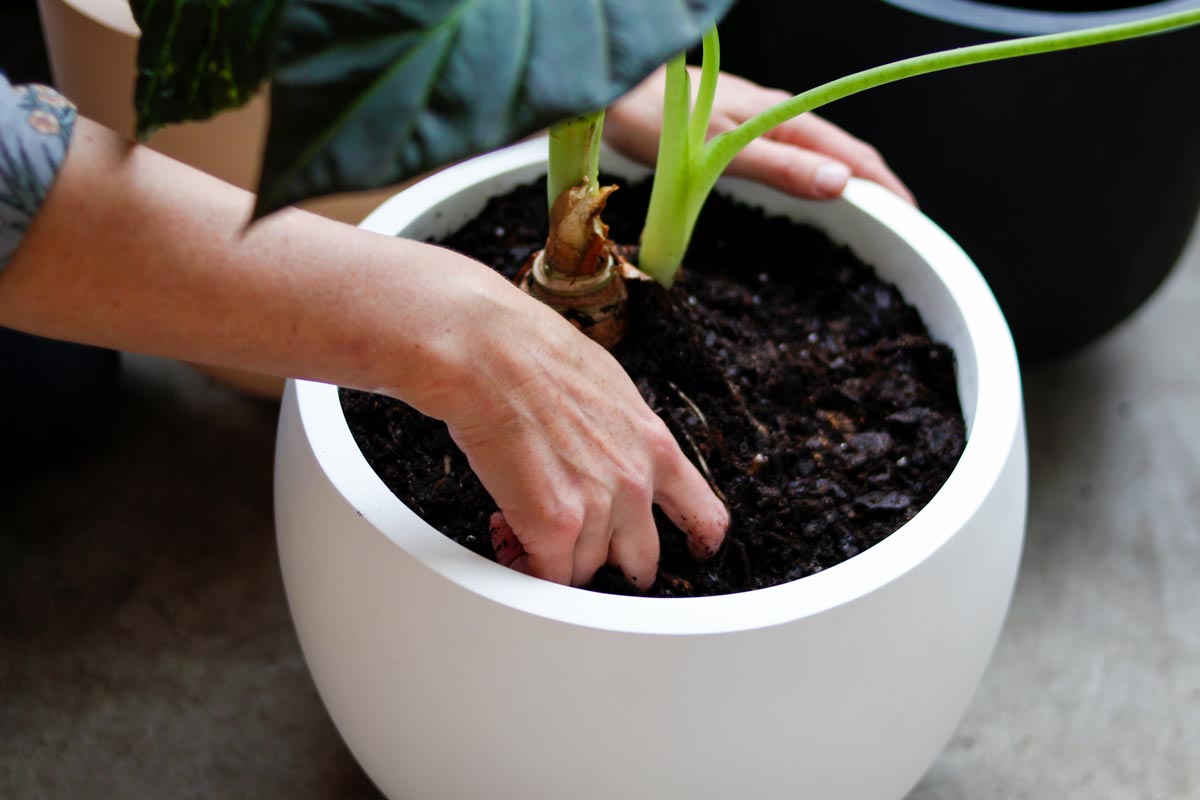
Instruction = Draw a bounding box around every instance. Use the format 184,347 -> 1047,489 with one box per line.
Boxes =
273,139 -> 1027,800
721,0 -> 1200,361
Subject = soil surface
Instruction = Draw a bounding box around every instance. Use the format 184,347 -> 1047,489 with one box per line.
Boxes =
341,176 -> 965,597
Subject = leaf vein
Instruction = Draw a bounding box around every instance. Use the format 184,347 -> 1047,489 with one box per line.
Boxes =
262,0 -> 484,212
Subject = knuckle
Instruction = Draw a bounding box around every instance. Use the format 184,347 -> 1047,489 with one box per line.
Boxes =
780,158 -> 814,195
616,468 -> 654,506
644,418 -> 681,460
856,142 -> 885,165
538,501 -> 584,541
765,144 -> 797,171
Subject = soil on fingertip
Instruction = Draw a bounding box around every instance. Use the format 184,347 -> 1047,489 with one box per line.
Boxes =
340,176 -> 966,597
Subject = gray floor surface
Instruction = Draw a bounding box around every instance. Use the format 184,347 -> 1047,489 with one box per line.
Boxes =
3,219 -> 1198,799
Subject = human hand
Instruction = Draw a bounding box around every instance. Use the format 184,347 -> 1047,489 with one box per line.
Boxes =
605,66 -> 915,204
413,264 -> 729,590
2,114 -> 725,593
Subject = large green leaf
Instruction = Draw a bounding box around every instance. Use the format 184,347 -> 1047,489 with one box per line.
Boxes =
254,0 -> 737,216
131,0 -> 285,140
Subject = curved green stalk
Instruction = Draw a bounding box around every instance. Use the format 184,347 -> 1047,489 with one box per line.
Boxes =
700,8 -> 1200,197
548,110 -> 605,209
638,8 -> 1200,287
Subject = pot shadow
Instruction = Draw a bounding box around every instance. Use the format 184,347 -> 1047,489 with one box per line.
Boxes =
901,351 -> 1166,800
905,216 -> 1200,799
0,354 -> 381,799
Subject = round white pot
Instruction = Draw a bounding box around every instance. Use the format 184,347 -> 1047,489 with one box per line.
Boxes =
274,138 -> 1027,800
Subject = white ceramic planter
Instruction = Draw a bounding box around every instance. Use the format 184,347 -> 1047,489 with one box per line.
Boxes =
274,138 -> 1027,800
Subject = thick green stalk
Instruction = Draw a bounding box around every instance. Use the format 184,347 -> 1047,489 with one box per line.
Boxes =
547,110 -> 605,209
639,8 -> 1200,287
536,109 -> 625,347
638,54 -> 694,283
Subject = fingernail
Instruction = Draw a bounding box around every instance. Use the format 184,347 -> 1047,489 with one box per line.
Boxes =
814,163 -> 851,197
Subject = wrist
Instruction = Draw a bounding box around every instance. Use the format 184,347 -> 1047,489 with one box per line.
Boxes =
367,244 -> 550,424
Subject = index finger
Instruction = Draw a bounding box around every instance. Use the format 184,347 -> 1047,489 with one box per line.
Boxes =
768,113 -> 916,205
651,442 -> 729,562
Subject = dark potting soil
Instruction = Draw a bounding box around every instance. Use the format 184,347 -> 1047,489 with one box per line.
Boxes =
341,176 -> 965,597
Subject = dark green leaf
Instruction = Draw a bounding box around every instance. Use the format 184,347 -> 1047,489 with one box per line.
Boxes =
131,0 -> 285,140
254,0 -> 737,216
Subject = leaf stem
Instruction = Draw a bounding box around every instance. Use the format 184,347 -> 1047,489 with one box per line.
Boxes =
547,110 -> 605,209
697,8 -> 1200,202
635,8 -> 1200,287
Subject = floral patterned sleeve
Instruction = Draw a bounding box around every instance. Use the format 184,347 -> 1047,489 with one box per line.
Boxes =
0,72 -> 77,273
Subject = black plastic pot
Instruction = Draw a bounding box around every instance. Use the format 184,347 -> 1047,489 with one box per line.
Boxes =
0,327 -> 120,470
720,0 -> 1200,361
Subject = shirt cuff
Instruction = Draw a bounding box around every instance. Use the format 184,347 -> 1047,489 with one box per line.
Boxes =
0,72 -> 78,272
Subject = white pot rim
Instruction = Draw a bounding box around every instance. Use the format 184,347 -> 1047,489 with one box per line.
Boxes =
289,138 -> 1023,636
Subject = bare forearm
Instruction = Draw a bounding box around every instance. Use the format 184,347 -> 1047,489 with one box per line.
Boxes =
0,117 -> 506,415
0,117 -> 730,588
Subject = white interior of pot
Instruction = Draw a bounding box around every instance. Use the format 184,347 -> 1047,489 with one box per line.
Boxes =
294,138 -> 1022,635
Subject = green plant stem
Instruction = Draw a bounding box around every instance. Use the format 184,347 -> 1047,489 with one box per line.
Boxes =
700,8 -> 1200,195
547,110 -> 605,209
638,8 -> 1200,287
638,54 -> 694,281
688,27 -> 721,155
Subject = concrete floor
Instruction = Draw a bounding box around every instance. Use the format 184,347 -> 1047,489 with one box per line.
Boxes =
2,220 -> 1198,798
